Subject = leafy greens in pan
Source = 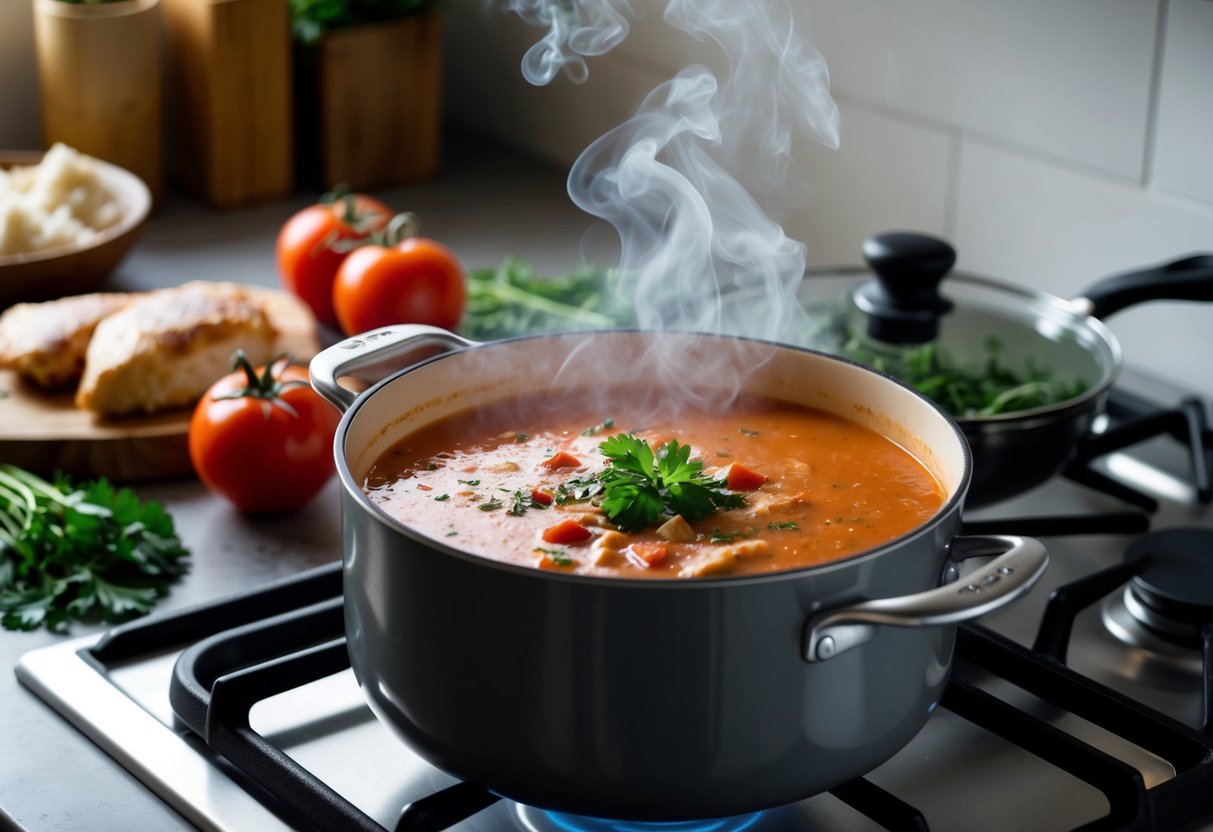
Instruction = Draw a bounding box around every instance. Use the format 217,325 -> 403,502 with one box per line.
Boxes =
457,256 -> 1086,419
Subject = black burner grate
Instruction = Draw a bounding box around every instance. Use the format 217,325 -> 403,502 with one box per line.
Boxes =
77,540 -> 1213,832
1062,389 -> 1212,512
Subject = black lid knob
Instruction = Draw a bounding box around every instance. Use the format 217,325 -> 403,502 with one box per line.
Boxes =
853,232 -> 956,344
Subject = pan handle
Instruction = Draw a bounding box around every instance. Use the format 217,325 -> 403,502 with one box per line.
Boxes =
310,325 -> 480,414
802,535 -> 1048,663
1076,254 -> 1213,319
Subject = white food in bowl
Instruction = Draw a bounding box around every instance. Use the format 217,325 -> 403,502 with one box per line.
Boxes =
0,143 -> 122,257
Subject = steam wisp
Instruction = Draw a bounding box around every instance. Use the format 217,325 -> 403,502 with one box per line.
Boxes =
488,0 -> 841,402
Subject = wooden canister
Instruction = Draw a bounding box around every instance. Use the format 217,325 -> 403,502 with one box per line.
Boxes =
161,0 -> 293,210
312,11 -> 443,191
33,0 -> 165,201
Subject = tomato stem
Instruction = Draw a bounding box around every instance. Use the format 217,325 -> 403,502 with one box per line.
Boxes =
214,350 -> 309,419
379,211 -> 420,246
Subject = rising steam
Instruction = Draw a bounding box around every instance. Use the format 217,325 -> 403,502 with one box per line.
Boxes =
489,0 -> 840,400
491,0 -> 636,85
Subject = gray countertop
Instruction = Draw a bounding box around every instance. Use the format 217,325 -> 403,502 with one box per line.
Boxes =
0,135 -> 598,832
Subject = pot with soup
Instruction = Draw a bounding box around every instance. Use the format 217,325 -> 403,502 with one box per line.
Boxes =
311,326 -> 1048,820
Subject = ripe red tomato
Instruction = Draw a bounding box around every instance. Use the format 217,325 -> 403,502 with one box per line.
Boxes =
332,237 -> 466,335
188,353 -> 341,514
276,193 -> 391,327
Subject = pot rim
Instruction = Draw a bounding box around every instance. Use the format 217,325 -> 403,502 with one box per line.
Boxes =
801,266 -> 1125,425
333,329 -> 973,589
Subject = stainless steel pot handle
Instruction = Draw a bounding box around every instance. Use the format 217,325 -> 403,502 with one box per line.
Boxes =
802,535 -> 1048,663
310,325 -> 480,414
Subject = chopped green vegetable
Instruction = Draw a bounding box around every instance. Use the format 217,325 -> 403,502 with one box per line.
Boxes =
594,435 -> 744,532
841,335 -> 1087,418
581,419 -> 616,437
534,547 -> 573,566
554,476 -> 603,506
477,499 -> 504,512
507,489 -> 548,517
0,465 -> 190,633
459,256 -> 636,340
434,494 -> 450,502
458,479 -> 481,486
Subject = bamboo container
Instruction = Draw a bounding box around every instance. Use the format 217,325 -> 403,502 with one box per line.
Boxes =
161,0 -> 293,209
33,0 -> 165,201
312,11 -> 443,190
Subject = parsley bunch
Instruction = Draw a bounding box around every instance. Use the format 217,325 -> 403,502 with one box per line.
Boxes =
595,435 -> 743,532
0,465 -> 190,632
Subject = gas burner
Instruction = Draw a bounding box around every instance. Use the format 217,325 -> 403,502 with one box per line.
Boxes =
514,805 -> 764,832
1102,527 -> 1213,669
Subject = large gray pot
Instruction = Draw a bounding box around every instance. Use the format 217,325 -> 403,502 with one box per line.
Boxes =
311,327 -> 1048,821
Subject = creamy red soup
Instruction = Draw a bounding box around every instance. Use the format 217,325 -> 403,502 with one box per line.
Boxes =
362,390 -> 945,579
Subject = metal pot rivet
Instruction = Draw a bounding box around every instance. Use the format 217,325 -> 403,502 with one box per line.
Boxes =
817,636 -> 837,661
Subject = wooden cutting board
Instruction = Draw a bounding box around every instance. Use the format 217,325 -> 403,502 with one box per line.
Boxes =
0,286 -> 322,482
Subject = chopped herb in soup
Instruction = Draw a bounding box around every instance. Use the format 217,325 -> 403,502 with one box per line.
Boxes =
362,391 -> 945,578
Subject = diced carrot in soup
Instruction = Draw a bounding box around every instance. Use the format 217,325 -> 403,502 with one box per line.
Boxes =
542,520 -> 592,544
362,389 -> 944,580
725,463 -> 767,492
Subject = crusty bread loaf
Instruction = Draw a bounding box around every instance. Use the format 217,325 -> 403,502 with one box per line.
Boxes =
0,292 -> 132,388
76,281 -> 277,416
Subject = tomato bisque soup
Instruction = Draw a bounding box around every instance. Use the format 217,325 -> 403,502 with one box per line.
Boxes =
362,390 -> 945,579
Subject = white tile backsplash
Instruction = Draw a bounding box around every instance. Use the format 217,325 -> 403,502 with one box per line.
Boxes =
954,139 -> 1213,393
798,0 -> 1161,181
1152,0 -> 1213,205
786,101 -> 955,268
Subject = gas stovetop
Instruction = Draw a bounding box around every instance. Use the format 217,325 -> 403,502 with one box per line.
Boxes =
15,386 -> 1213,832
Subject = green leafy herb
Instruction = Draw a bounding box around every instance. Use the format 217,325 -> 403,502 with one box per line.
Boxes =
555,476 -> 603,506
458,479 -> 481,486
508,489 -> 548,517
459,256 -> 638,340
841,335 -> 1087,418
478,499 -> 504,512
534,547 -> 573,566
434,494 -> 450,502
595,435 -> 744,532
581,419 -> 616,437
768,521 -> 799,530
0,465 -> 189,633
515,433 -> 530,443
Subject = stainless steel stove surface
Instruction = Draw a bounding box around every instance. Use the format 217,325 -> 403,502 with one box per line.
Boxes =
14,379 -> 1213,832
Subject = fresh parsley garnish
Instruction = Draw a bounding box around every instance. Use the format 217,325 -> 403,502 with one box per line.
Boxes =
458,479 -> 481,486
581,418 -> 616,437
0,465 -> 190,633
534,547 -> 573,566
508,489 -> 548,517
478,498 -> 504,511
434,494 -> 450,502
595,434 -> 744,532
555,476 -> 603,506
768,521 -> 799,530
